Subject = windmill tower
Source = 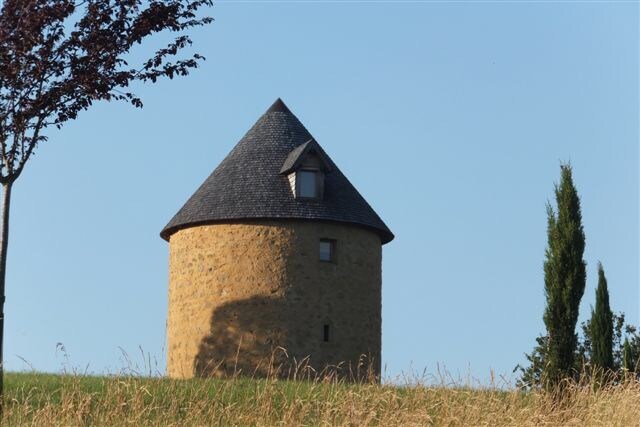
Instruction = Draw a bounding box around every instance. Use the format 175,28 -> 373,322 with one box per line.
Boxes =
161,99 -> 393,380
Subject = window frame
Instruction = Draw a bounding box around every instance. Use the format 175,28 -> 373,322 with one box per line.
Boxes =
319,238 -> 336,263
295,168 -> 324,200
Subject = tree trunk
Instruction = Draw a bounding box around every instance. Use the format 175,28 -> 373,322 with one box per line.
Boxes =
0,181 -> 12,415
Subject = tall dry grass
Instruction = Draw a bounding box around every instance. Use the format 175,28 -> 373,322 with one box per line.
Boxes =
4,369 -> 640,426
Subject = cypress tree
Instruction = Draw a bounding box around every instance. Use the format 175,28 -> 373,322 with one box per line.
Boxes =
589,263 -> 614,373
622,338 -> 634,373
542,164 -> 587,388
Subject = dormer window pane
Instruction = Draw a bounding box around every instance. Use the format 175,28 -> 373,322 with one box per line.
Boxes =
297,170 -> 317,198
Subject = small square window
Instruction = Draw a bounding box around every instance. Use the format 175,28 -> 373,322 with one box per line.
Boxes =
319,239 -> 335,262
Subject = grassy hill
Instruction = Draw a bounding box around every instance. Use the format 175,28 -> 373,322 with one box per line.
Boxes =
3,372 -> 640,425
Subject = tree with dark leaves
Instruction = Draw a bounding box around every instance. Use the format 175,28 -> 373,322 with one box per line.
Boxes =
589,263 -> 614,377
517,311 -> 640,388
622,338 -> 634,375
0,0 -> 212,412
542,163 -> 586,388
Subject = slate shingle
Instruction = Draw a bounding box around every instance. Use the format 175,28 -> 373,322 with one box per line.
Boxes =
160,99 -> 394,244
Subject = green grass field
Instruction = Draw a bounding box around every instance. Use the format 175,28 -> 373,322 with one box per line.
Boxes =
3,371 -> 640,425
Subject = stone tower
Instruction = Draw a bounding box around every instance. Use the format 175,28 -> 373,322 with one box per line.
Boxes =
161,99 -> 393,380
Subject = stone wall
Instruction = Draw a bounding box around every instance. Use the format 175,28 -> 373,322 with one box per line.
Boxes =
167,220 -> 382,380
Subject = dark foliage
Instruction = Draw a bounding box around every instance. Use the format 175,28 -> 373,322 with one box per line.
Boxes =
0,0 -> 213,183
516,312 -> 640,389
542,164 -> 587,387
514,335 -> 548,389
622,339 -> 632,373
621,337 -> 640,374
589,263 -> 613,373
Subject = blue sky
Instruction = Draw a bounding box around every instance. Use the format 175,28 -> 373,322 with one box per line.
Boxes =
5,2 -> 638,383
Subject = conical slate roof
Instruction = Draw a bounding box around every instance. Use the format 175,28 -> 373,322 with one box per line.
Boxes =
160,99 -> 394,244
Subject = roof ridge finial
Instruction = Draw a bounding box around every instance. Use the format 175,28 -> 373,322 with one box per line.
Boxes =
266,98 -> 292,114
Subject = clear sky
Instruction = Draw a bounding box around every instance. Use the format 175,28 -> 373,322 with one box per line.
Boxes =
5,2 -> 638,384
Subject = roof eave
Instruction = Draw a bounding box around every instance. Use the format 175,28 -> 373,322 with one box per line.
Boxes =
160,218 -> 394,244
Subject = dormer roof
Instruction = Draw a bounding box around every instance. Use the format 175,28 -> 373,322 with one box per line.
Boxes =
280,139 -> 332,175
160,98 -> 394,244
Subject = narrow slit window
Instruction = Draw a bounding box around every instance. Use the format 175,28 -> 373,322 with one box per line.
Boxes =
323,324 -> 330,342
319,239 -> 335,262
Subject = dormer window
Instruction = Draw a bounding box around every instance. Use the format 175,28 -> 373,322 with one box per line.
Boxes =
297,169 -> 322,199
280,138 -> 333,201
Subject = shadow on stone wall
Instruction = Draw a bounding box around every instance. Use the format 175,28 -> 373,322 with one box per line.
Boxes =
194,296 -> 292,379
193,295 -> 378,381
